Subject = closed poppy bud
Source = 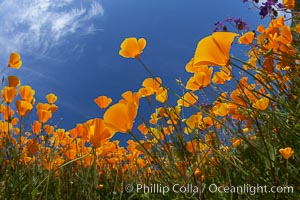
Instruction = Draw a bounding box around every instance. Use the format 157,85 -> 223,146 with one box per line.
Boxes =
2,86 -> 17,104
46,93 -> 57,104
16,100 -> 33,116
94,95 -> 112,110
119,37 -> 146,58
37,109 -> 52,123
232,138 -> 242,147
8,76 -> 21,87
19,85 -> 35,102
279,147 -> 294,160
8,52 -> 22,69
32,120 -> 42,135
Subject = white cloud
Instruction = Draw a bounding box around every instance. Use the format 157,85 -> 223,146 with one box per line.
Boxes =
0,0 -> 104,59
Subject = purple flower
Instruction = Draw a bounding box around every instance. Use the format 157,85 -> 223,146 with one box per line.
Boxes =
214,21 -> 224,27
259,5 -> 270,18
276,3 -> 284,8
225,17 -> 233,22
234,18 -> 250,31
213,17 -> 250,32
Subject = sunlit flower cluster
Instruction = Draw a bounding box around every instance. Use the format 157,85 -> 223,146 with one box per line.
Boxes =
0,6 -> 299,198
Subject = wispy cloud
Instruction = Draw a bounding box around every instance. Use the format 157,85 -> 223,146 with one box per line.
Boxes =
0,0 -> 104,58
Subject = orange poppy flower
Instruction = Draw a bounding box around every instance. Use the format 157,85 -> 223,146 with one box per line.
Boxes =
184,112 -> 203,133
186,66 -> 213,91
2,86 -> 17,104
194,32 -> 238,66
46,93 -> 57,104
32,120 -> 42,135
83,118 -> 112,148
27,139 -> 40,154
16,100 -> 33,116
185,58 -> 199,73
277,26 -> 293,45
8,52 -> 22,69
44,124 -> 54,135
72,123 -> 88,140
279,147 -> 294,160
142,77 -> 162,92
49,104 -> 58,113
177,92 -> 198,107
120,90 -> 138,102
149,113 -> 159,124
238,31 -> 255,45
1,106 -> 14,121
155,87 -> 168,103
36,103 -> 51,111
232,138 -> 243,147
19,85 -> 35,103
11,117 -> 19,126
212,65 -> 232,84
213,103 -> 228,117
119,37 -> 146,58
104,99 -> 139,134
283,0 -> 295,9
8,76 -> 20,87
230,89 -> 247,107
65,149 -> 76,160
37,109 -> 52,123
138,87 -> 154,97
252,96 -> 269,110
94,95 -> 112,110
138,123 -> 148,135
262,55 -> 274,74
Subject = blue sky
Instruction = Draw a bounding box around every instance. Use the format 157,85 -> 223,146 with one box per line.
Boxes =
0,0 -> 271,136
